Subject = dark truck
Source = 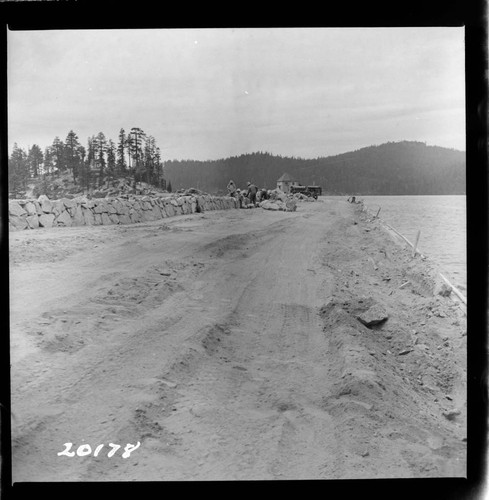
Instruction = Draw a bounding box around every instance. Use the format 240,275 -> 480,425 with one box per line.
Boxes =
290,185 -> 322,200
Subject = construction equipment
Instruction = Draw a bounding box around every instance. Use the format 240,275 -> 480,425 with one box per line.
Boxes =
290,185 -> 322,199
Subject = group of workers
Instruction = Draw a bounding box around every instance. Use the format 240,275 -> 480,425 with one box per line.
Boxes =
226,180 -> 269,208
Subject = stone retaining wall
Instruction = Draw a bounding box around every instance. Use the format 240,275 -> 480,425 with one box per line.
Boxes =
8,194 -> 239,231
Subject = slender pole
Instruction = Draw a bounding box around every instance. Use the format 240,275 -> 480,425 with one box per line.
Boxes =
412,230 -> 421,257
375,206 -> 381,218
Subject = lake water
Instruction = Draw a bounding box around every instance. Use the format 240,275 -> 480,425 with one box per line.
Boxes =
357,195 -> 466,294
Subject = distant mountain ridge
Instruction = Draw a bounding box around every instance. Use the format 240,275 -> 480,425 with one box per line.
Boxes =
165,141 -> 465,195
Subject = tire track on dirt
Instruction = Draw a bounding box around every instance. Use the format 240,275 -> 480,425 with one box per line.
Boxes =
96,206 -> 340,480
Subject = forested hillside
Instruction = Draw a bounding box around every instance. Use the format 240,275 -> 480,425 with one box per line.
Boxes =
165,141 -> 465,195
9,139 -> 465,198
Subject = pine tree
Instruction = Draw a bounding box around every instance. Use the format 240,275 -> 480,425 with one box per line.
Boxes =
106,139 -> 116,185
116,128 -> 127,176
154,146 -> 163,189
43,146 -> 54,176
9,143 -> 28,197
51,136 -> 65,174
78,144 -> 86,164
125,135 -> 132,172
143,135 -> 156,185
65,130 -> 82,183
94,132 -> 107,187
82,136 -> 96,192
27,144 -> 43,178
129,127 -> 145,184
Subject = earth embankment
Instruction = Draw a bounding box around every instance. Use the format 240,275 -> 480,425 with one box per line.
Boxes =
9,197 -> 466,481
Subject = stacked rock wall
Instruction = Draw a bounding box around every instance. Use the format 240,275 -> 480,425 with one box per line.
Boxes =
8,194 -> 239,231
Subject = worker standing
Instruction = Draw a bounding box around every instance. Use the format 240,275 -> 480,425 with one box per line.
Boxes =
246,181 -> 258,206
236,188 -> 243,208
227,180 -> 237,197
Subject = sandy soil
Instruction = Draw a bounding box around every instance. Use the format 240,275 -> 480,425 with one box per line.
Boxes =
9,197 -> 466,481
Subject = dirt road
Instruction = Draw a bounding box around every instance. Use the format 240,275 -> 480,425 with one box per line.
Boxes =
9,198 -> 466,481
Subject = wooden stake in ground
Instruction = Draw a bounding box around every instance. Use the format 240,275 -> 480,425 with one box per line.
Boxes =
412,230 -> 421,257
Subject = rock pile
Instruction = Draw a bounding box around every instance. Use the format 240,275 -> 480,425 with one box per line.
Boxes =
259,189 -> 298,212
9,194 -> 239,231
259,200 -> 284,211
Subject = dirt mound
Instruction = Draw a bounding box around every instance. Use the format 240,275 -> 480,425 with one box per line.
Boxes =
319,294 -> 465,476
315,204 -> 466,477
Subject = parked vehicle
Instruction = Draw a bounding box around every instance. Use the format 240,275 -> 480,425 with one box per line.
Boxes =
290,185 -> 322,199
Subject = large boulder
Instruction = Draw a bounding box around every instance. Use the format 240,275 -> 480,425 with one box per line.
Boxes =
142,210 -> 154,221
118,214 -> 131,224
111,199 -> 122,213
10,215 -> 28,230
62,198 -> 76,209
26,214 -> 39,229
52,200 -> 66,216
39,213 -> 55,228
38,195 -> 53,213
93,200 -> 109,213
83,207 -> 95,226
269,189 -> 287,202
129,211 -> 141,223
114,200 -> 128,215
108,213 -> 120,224
79,197 -> 94,209
260,201 -> 281,211
34,201 -> 43,215
9,201 -> 27,217
357,304 -> 389,328
165,204 -> 176,217
101,212 -> 112,225
55,210 -> 73,227
152,205 -> 163,218
37,194 -> 49,203
285,198 -> 297,212
24,201 -> 37,215
72,206 -> 85,226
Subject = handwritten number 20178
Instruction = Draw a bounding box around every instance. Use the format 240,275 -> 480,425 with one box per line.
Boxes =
58,442 -> 140,458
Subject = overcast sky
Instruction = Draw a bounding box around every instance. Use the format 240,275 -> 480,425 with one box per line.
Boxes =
7,27 -> 465,160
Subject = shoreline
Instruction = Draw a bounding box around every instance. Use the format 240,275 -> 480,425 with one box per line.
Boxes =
359,194 -> 467,295
359,201 -> 467,315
